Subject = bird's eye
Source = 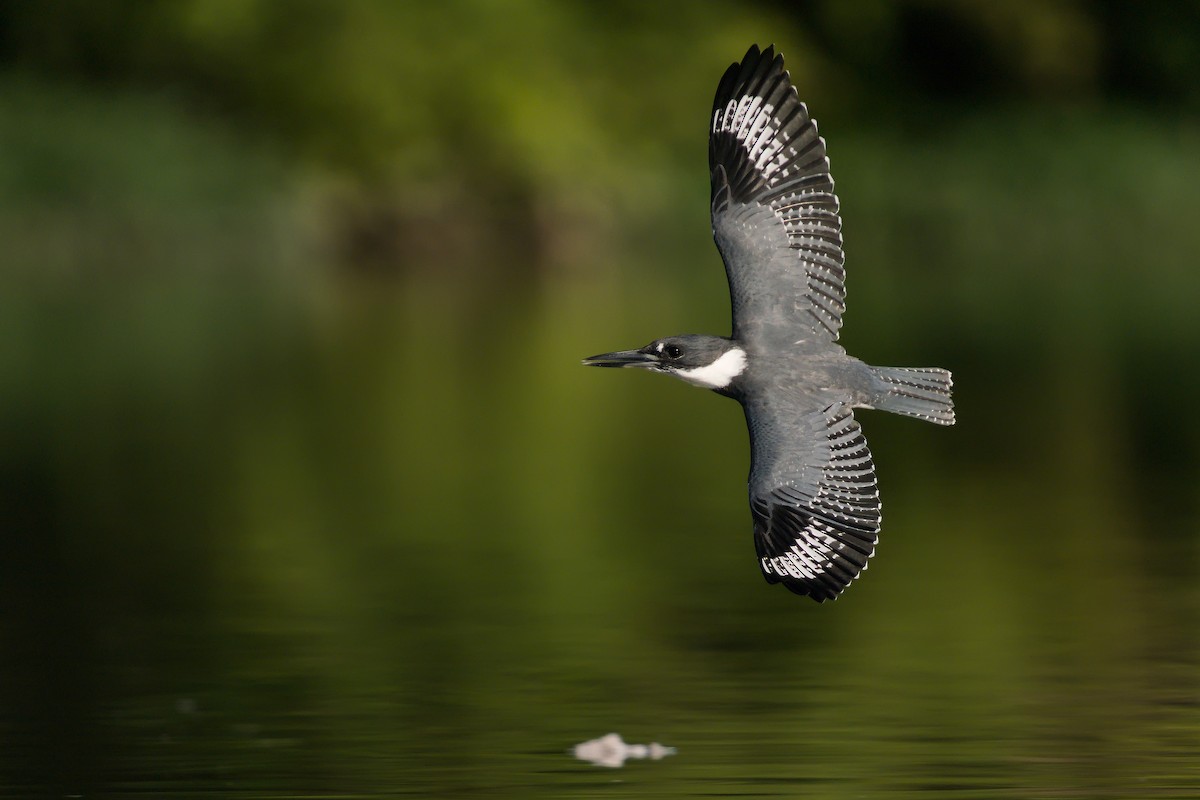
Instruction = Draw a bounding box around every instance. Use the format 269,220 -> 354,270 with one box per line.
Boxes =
664,344 -> 683,359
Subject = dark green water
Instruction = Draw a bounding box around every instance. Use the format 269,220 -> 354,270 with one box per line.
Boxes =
4,279 -> 1198,797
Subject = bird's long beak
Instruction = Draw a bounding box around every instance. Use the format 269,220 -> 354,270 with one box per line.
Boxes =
581,348 -> 659,368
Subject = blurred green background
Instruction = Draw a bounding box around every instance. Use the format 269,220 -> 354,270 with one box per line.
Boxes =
2,1 -> 1198,796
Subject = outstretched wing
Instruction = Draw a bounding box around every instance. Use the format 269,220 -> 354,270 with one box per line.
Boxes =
748,402 -> 880,602
710,45 -> 846,348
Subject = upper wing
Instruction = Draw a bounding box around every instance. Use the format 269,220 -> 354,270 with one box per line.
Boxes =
710,45 -> 846,347
748,402 -> 880,602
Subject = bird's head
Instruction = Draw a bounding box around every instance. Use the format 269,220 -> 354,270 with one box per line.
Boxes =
583,335 -> 747,392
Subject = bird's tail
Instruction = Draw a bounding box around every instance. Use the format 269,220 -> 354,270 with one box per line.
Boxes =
870,366 -> 955,426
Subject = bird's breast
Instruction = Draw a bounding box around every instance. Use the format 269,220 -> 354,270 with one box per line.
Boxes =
742,350 -> 869,408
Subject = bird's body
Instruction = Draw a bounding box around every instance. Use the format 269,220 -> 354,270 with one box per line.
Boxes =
584,45 -> 954,602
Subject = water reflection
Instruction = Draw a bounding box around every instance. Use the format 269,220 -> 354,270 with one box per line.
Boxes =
573,732 -> 676,768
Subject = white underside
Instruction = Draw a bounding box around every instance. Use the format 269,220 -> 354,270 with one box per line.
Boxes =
675,348 -> 747,389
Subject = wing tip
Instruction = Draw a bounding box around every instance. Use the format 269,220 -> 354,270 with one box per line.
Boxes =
756,533 -> 878,603
715,43 -> 786,109
710,42 -> 835,211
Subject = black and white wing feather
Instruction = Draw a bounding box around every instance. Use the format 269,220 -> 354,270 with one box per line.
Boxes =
710,45 -> 846,347
748,403 -> 880,602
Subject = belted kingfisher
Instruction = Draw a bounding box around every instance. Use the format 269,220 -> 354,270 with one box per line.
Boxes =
583,45 -> 954,602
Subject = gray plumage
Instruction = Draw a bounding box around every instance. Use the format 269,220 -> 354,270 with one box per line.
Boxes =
584,45 -> 954,602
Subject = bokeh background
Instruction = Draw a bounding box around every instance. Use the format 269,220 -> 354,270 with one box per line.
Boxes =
2,1 -> 1199,796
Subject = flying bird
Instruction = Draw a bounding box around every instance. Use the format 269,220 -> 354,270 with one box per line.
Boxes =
583,45 -> 955,602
